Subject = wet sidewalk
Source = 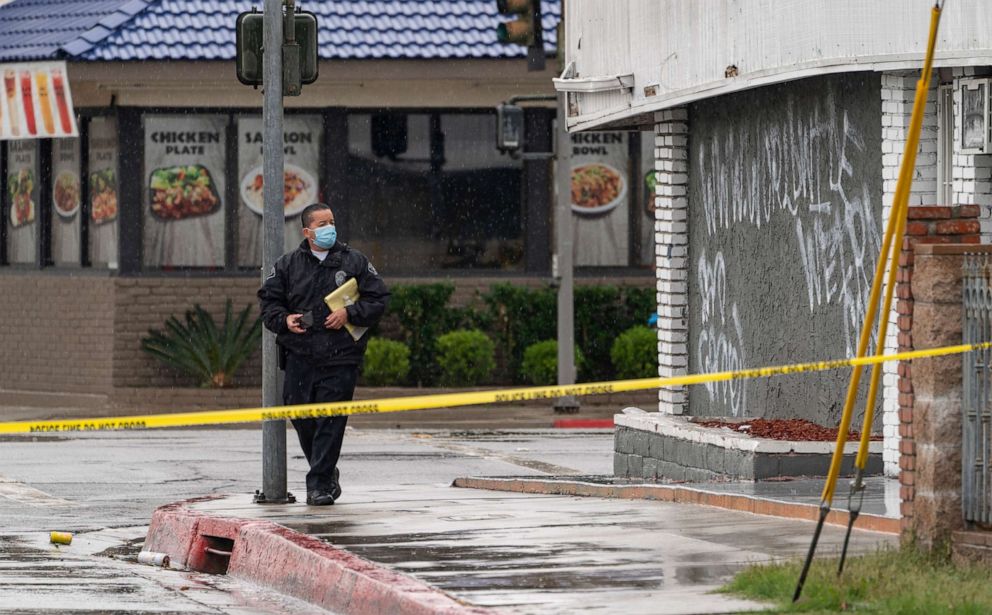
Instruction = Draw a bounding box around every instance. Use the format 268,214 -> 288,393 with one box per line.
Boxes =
454,475 -> 900,534
187,481 -> 896,615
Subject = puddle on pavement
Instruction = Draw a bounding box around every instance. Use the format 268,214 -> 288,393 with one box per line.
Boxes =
0,435 -> 70,443
343,452 -> 454,461
434,568 -> 665,591
305,529 -> 681,591
439,431 -> 604,442
95,537 -> 145,561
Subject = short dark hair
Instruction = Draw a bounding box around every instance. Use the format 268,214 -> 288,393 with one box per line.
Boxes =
301,203 -> 333,228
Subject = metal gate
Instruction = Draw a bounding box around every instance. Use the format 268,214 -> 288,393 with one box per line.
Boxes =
963,253 -> 992,523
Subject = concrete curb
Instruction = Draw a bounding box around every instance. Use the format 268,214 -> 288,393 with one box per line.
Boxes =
144,497 -> 494,615
452,477 -> 899,535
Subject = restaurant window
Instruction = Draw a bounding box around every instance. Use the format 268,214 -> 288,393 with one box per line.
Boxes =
88,116 -> 119,268
237,114 -> 323,267
51,136 -> 81,265
638,131 -> 656,267
345,111 -> 524,272
570,131 -> 634,267
5,139 -> 38,264
142,114 -> 227,269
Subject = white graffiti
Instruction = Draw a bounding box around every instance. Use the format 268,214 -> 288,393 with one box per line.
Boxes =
696,88 -> 880,360
696,249 -> 747,416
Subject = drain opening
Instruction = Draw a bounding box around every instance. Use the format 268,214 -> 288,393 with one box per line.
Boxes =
196,535 -> 234,574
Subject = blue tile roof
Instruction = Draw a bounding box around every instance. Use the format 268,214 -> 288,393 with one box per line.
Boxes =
0,0 -> 149,61
0,0 -> 560,62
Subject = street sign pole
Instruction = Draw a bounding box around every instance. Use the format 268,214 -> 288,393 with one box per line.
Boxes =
257,0 -> 291,504
554,92 -> 578,412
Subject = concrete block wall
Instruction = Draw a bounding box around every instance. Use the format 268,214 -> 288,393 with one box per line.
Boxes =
0,273 -> 115,396
880,71 -> 939,477
653,108 -> 690,415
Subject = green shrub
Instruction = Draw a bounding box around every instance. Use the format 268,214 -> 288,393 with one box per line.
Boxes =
362,339 -> 410,386
387,283 -> 456,386
141,300 -> 261,388
520,340 -> 586,386
480,284 -> 556,382
478,283 -> 654,383
436,329 -> 496,387
575,285 -> 656,380
610,326 -> 658,379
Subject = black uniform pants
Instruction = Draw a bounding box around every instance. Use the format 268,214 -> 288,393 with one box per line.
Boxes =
283,353 -> 357,493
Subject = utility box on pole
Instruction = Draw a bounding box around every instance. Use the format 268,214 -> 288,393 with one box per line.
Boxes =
236,7 -> 318,96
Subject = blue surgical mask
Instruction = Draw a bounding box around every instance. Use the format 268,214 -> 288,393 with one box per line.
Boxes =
312,225 -> 336,249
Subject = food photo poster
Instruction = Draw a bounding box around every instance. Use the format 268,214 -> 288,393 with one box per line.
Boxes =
570,131 -> 629,267
237,115 -> 323,267
51,136 -> 80,265
89,116 -> 118,268
5,139 -> 37,263
143,115 -> 226,268
0,61 -> 78,141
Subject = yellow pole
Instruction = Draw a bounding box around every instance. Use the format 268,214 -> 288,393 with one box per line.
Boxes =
854,5 -> 943,470
795,4 -> 944,600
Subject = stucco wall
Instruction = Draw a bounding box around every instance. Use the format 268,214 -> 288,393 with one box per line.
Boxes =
687,73 -> 884,421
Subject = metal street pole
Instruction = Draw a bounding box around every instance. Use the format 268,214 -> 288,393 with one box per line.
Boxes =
554,92 -> 578,412
257,0 -> 290,504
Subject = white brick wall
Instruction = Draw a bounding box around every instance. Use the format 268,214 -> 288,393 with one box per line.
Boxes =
952,68 -> 992,242
654,108 -> 690,414
880,71 -> 938,478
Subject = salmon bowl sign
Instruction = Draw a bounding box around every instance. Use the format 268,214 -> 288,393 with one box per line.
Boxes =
0,61 -> 78,140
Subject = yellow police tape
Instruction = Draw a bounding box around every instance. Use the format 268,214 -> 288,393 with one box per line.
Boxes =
3,340 -> 990,435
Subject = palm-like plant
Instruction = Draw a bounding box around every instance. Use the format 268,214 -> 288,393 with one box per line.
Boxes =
142,300 -> 262,388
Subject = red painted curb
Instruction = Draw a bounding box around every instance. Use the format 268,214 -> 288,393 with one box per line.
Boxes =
552,419 -> 614,428
144,498 -> 494,615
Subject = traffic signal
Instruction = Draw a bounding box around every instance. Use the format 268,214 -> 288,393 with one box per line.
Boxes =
496,0 -> 545,72
496,103 -> 525,152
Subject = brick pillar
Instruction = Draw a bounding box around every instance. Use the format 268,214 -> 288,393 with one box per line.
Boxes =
653,108 -> 689,415
897,206 -> 982,538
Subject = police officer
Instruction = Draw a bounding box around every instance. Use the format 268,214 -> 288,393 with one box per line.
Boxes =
258,203 -> 389,505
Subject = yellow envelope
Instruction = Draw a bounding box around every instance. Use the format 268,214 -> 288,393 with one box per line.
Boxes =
324,278 -> 368,341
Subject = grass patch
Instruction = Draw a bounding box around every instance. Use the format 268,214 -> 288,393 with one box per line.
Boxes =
722,544 -> 992,613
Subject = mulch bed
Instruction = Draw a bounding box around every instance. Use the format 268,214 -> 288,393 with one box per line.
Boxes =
693,418 -> 882,442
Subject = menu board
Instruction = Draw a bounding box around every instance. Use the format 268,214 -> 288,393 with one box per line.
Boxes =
5,139 -> 38,263
237,115 -> 323,266
88,117 -> 118,268
571,131 -> 629,266
51,136 -> 81,265
143,115 -> 227,268
1,61 -> 78,140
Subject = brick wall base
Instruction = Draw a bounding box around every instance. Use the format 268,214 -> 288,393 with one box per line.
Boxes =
0,272 -> 116,395
1,273 -> 653,397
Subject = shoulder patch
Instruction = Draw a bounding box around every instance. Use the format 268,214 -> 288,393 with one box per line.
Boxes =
265,266 -> 276,280
368,262 -> 378,276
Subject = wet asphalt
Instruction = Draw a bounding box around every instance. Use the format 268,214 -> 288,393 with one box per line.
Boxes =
0,426 -> 895,614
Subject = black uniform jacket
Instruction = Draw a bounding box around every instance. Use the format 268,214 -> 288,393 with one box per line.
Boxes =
258,240 -> 389,367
